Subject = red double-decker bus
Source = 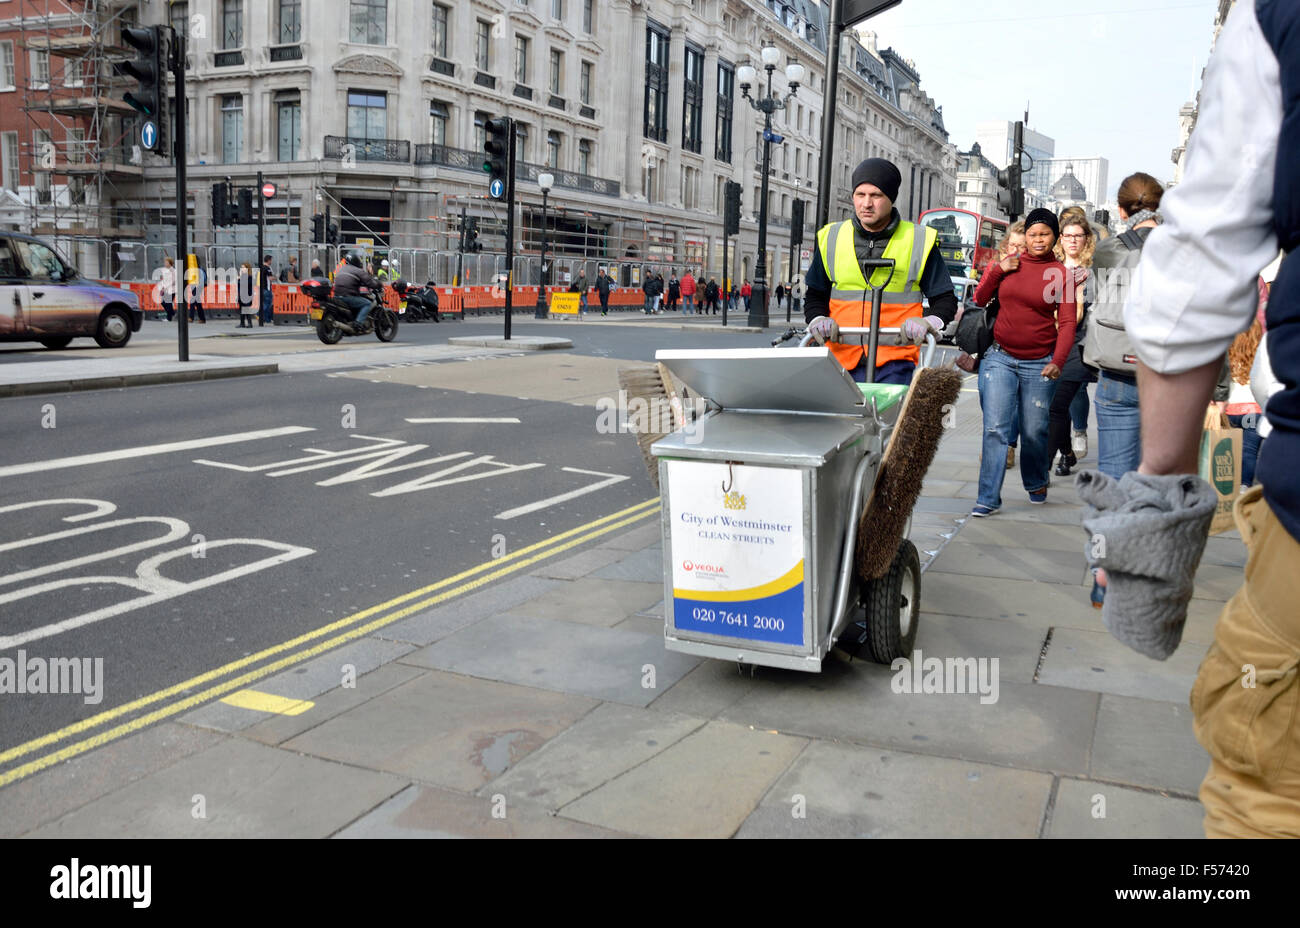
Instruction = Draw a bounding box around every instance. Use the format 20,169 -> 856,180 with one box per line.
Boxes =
917,208 -> 1008,279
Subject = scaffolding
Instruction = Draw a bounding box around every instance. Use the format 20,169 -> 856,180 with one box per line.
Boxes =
18,0 -> 145,269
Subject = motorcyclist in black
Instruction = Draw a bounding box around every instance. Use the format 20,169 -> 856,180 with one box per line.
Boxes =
334,252 -> 380,329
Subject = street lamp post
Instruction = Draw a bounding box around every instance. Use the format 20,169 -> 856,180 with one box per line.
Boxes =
533,172 -> 554,319
738,48 -> 804,328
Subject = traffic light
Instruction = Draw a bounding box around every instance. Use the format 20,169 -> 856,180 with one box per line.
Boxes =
236,187 -> 254,224
327,223 -> 340,246
116,26 -> 164,122
311,212 -> 325,243
211,183 -> 230,227
790,198 -> 805,239
724,181 -> 742,236
997,120 -> 1026,222
464,216 -> 482,253
483,116 -> 511,199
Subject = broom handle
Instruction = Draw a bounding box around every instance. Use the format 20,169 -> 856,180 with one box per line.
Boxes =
839,327 -> 938,369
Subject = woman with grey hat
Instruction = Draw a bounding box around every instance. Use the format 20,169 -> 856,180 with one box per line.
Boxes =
970,207 -> 1077,517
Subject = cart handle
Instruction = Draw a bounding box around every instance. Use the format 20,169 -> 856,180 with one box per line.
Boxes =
798,327 -> 937,369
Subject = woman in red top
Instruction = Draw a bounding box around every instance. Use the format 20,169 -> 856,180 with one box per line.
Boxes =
971,208 -> 1076,516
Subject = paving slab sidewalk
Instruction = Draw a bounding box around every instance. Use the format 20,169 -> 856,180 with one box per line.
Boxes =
3,381 -> 1236,838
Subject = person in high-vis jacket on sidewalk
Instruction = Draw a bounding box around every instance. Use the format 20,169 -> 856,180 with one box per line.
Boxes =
1082,0 -> 1300,838
803,158 -> 958,384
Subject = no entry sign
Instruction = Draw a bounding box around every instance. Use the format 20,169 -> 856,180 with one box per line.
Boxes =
261,182 -> 277,199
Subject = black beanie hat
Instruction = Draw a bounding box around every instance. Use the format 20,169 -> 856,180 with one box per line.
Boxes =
850,158 -> 901,202
1024,208 -> 1060,238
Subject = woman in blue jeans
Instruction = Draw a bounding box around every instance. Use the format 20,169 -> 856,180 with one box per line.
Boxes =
971,209 -> 1077,517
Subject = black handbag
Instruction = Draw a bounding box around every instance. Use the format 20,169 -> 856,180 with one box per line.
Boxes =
955,296 -> 999,357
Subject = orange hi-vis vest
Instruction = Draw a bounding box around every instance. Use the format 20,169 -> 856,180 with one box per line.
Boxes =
815,218 -> 938,371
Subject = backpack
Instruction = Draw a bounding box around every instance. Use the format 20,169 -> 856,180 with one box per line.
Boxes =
1083,228 -> 1151,374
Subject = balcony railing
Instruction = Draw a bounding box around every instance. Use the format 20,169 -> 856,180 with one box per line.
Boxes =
414,143 -> 479,170
516,159 -> 620,198
474,71 -> 496,89
214,50 -> 244,67
411,143 -> 620,198
430,57 -> 455,76
269,44 -> 304,62
548,94 -> 565,110
513,84 -> 534,101
324,135 -> 411,163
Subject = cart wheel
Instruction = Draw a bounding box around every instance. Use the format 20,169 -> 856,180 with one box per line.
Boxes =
843,539 -> 920,665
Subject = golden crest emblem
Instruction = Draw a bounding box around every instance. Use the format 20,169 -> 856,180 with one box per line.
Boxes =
723,490 -> 747,510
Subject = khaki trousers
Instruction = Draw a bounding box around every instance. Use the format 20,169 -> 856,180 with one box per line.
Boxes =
1191,485 -> 1300,838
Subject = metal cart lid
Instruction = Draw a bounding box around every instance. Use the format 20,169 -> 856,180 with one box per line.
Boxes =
656,348 -> 870,416
651,412 -> 867,467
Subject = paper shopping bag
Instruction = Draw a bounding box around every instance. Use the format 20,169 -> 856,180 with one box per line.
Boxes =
1198,408 -> 1243,535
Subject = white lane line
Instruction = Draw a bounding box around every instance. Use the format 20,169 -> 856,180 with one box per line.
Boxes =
494,467 -> 630,521
0,426 -> 316,478
404,418 -> 521,424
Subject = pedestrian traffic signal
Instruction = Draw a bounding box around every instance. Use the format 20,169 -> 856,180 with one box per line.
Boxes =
483,116 -> 511,199
724,181 -> 742,236
211,182 -> 230,227
116,26 -> 164,122
311,212 -> 325,243
236,187 -> 254,224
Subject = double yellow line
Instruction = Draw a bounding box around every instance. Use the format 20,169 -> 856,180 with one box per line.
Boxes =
0,498 -> 661,788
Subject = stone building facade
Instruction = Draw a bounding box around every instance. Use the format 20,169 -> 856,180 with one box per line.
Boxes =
14,0 -> 957,287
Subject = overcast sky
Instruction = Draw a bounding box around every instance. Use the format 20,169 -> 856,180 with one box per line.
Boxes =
851,0 -> 1222,200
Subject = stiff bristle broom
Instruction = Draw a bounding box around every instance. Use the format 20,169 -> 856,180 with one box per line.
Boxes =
617,362 -> 684,492
854,363 -> 964,580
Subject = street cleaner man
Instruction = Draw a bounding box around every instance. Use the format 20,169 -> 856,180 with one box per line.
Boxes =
804,158 -> 958,383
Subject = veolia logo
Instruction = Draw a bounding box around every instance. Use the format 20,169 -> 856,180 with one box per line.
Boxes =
1212,438 -> 1236,496
682,560 -> 694,571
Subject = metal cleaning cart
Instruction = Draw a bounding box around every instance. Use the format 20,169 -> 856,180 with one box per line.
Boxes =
651,328 -> 934,672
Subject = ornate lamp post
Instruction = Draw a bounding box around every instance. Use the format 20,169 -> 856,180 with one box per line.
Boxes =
533,172 -> 554,319
738,47 -> 804,327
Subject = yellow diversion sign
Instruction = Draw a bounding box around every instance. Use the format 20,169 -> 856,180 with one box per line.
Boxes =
549,292 -> 581,315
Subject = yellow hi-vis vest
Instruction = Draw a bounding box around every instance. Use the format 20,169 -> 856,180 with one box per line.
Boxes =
815,219 -> 938,370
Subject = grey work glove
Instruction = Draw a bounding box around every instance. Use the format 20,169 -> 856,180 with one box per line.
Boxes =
807,315 -> 839,346
898,314 -> 944,346
1076,470 -> 1217,660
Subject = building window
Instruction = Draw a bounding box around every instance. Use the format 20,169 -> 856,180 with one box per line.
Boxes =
170,2 -> 189,41
474,110 -> 490,152
549,49 -> 563,95
547,130 -> 561,169
715,61 -> 734,163
278,0 -> 302,43
0,42 -> 15,92
643,23 -> 668,142
349,0 -> 386,45
578,138 -> 591,174
276,94 -> 300,161
514,123 -> 528,163
221,94 -> 243,163
1,133 -> 18,190
347,90 -> 387,140
429,101 -> 448,146
32,129 -> 51,198
515,35 -> 529,85
551,0 -> 563,20
30,49 -> 50,89
476,20 -> 491,71
580,60 -> 592,105
682,44 -> 703,155
432,3 -> 449,57
583,0 -> 593,33
222,0 -> 243,49
958,180 -> 967,192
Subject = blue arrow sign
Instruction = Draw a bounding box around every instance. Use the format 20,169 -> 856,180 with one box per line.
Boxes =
489,178 -> 505,199
140,120 -> 158,151
763,129 -> 784,145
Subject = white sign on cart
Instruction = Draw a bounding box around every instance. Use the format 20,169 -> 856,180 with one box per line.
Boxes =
667,460 -> 805,646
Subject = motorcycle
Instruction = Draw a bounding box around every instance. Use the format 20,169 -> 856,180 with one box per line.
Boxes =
391,280 -> 441,323
302,277 -> 398,345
